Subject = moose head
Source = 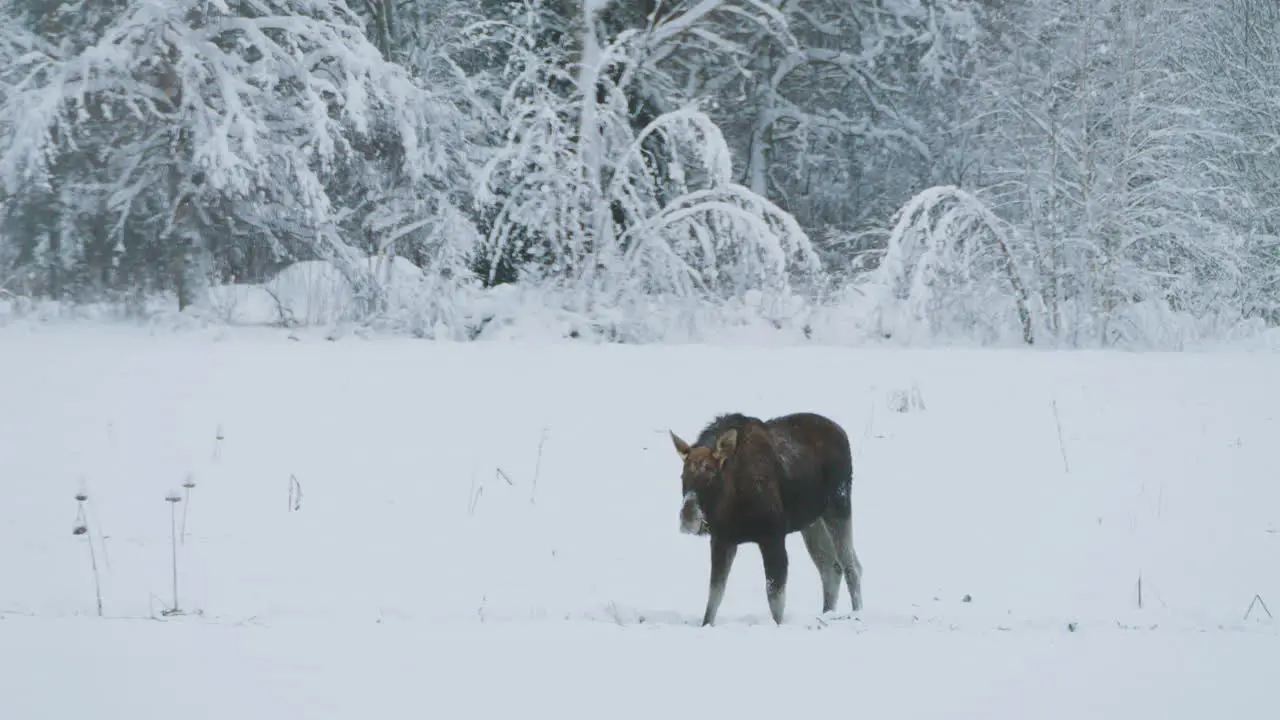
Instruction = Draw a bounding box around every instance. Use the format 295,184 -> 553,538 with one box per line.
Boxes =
670,428 -> 738,535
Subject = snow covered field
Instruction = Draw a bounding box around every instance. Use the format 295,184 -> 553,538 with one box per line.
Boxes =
2,324 -> 1279,718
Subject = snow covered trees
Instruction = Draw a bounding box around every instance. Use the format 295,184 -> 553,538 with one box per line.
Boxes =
0,0 -> 1275,347
0,0 -> 474,314
471,0 -> 820,338
862,0 -> 1278,348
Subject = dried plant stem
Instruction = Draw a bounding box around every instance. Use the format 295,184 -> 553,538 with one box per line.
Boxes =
856,393 -> 876,458
467,466 -> 482,516
87,501 -> 111,570
165,500 -> 182,616
181,486 -> 192,543
1051,398 -> 1070,474
531,428 -> 548,504
75,498 -> 103,616
85,530 -> 103,617
288,474 -> 303,512
1245,594 -> 1272,621
171,502 -> 179,611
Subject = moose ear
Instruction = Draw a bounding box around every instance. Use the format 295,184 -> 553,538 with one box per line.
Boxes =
713,428 -> 738,462
670,431 -> 691,460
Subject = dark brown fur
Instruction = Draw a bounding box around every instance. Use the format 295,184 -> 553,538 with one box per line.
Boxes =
671,412 -> 863,626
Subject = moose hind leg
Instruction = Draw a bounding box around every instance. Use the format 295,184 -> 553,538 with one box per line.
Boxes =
824,512 -> 863,612
703,537 -> 738,626
758,535 -> 789,625
800,521 -> 841,613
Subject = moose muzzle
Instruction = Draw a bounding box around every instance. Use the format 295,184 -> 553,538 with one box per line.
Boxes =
679,491 -> 708,535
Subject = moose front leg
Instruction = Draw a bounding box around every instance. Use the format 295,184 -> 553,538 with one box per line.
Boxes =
759,534 -> 789,625
703,536 -> 737,626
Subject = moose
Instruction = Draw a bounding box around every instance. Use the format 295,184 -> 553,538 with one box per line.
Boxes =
670,412 -> 863,626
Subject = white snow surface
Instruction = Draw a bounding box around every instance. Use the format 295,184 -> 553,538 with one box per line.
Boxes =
2,325 -> 1279,718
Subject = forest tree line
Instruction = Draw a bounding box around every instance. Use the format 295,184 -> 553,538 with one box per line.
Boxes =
1,0 -> 1277,347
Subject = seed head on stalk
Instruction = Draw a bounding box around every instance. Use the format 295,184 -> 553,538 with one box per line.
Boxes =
73,487 -> 102,616
163,491 -> 184,616
180,473 -> 197,543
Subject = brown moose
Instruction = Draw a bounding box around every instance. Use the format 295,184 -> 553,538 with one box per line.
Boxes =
670,412 -> 863,626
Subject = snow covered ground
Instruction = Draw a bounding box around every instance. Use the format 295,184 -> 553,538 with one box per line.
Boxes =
2,324 -> 1279,718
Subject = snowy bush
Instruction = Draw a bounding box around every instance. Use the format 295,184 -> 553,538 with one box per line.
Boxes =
833,186 -> 1036,347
